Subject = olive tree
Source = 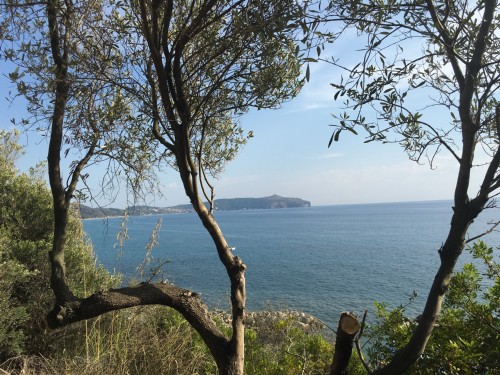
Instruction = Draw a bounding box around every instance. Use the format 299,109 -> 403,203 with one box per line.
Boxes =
2,0 -> 306,373
126,1 -> 304,373
321,0 -> 500,373
1,0 -> 156,306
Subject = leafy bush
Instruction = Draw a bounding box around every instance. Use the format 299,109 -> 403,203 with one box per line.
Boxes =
0,130 -> 119,359
0,255 -> 31,358
367,241 -> 500,374
1,131 -> 337,374
243,315 -> 334,375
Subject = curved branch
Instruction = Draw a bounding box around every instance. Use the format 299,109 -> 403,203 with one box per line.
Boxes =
355,310 -> 372,374
47,282 -> 230,363
65,96 -> 100,204
198,119 -> 215,213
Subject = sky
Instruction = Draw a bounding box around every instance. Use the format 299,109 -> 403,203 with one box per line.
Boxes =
0,30 -> 480,209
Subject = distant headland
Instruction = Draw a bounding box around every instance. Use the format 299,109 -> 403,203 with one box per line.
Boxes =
78,194 -> 311,219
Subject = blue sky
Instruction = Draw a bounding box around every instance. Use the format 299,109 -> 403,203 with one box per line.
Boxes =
0,33 -> 474,209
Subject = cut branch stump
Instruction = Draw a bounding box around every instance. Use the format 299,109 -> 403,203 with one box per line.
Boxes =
330,312 -> 361,375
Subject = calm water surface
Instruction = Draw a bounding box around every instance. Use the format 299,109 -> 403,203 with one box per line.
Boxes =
84,200 -> 499,327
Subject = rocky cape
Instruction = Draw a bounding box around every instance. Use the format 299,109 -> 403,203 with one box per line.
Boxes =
78,195 -> 311,219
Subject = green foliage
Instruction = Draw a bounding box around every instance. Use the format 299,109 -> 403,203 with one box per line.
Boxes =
1,0 -> 159,199
0,131 -> 119,358
0,306 -> 343,375
326,0 -> 500,168
0,254 -> 31,358
244,317 -> 334,375
367,241 -> 500,374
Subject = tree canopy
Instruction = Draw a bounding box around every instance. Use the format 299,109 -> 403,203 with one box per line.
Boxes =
1,1 -> 307,374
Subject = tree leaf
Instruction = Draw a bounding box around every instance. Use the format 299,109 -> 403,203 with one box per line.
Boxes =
328,132 -> 335,148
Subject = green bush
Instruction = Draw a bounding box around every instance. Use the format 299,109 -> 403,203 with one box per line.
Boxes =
0,130 -> 119,359
0,255 -> 31,358
1,130 -> 341,374
243,316 -> 334,375
367,241 -> 500,374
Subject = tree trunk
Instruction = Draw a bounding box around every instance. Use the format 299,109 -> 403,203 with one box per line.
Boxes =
175,154 -> 247,375
373,2 -> 499,373
330,312 -> 360,375
46,0 -> 76,304
373,209 -> 475,374
216,348 -> 245,375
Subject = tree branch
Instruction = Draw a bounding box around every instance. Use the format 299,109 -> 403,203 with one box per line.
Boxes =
355,310 -> 372,374
47,281 -> 230,363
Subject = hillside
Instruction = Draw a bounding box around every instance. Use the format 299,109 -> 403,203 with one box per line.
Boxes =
174,195 -> 311,211
77,204 -> 189,219
78,195 -> 311,219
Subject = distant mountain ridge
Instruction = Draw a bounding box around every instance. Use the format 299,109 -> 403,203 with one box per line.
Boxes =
78,195 -> 311,219
174,194 -> 311,211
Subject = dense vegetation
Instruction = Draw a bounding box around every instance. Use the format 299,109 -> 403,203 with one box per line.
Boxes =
0,131 -> 335,374
1,131 -> 498,374
1,0 -> 499,373
367,241 -> 500,374
0,131 -> 119,360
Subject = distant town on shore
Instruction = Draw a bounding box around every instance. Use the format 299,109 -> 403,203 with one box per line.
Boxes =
78,195 -> 311,219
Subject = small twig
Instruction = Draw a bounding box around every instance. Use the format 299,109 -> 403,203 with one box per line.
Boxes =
137,217 -> 162,278
146,259 -> 170,283
284,348 -> 308,375
495,104 -> 500,138
466,220 -> 500,244
355,310 -> 372,374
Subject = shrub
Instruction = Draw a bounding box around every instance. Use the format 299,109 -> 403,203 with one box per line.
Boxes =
0,130 -> 119,359
367,241 -> 500,374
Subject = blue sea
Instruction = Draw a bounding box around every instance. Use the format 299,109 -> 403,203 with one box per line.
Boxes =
84,200 -> 499,328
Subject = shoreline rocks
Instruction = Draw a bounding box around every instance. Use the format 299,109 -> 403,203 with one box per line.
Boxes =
212,310 -> 326,332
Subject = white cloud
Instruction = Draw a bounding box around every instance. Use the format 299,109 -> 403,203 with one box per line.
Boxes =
317,152 -> 343,159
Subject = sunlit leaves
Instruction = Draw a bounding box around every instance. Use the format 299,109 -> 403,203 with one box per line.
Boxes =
1,0 -> 160,201
326,0 -> 500,169
135,0 -> 305,184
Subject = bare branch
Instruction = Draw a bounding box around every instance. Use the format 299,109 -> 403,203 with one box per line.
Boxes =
354,310 -> 372,374
466,220 -> 500,244
47,282 -> 230,363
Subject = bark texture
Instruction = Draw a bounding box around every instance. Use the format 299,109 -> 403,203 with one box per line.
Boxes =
330,313 -> 361,375
46,0 -> 74,304
47,282 -> 231,362
44,1 -> 247,373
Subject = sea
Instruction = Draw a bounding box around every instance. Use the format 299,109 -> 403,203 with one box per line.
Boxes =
83,200 -> 500,328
